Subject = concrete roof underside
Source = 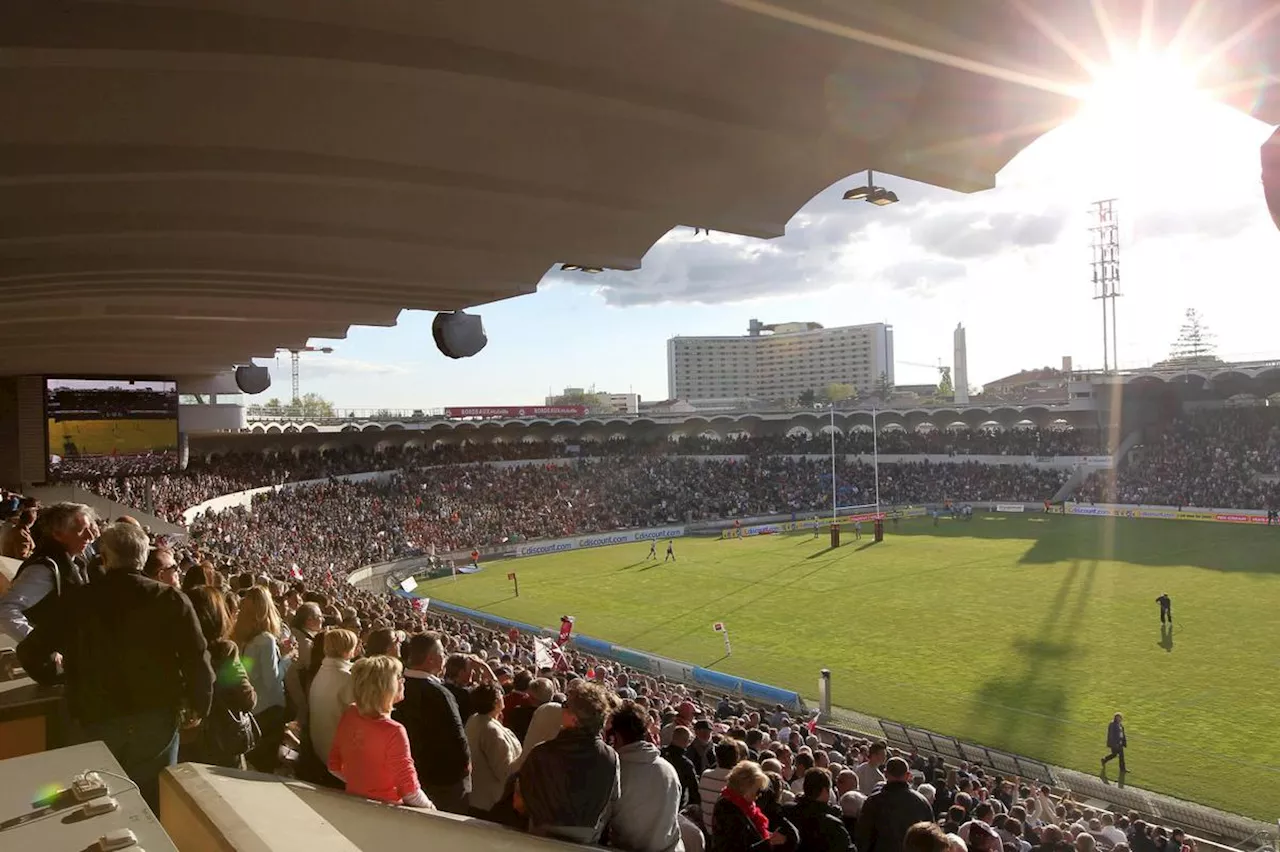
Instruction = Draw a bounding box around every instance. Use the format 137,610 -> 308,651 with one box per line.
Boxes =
2,0 -> 1277,378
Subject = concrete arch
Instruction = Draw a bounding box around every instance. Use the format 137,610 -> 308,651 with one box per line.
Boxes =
978,420 -> 1005,431
266,424 -> 281,434
818,424 -> 842,436
283,425 -> 299,434
880,422 -> 906,432
1011,419 -> 1037,430
944,420 -> 968,431
699,430 -> 721,441
361,423 -> 383,432
301,425 -> 319,433
915,421 -> 937,432
251,424 -> 265,434
341,424 -> 360,433
786,425 -> 813,438
384,423 -> 405,431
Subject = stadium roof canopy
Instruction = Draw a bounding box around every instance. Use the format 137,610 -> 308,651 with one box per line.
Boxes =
2,1 -> 1277,379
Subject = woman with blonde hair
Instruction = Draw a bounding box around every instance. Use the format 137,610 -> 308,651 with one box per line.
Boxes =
328,655 -> 433,808
233,585 -> 292,771
711,761 -> 792,851
307,628 -> 358,775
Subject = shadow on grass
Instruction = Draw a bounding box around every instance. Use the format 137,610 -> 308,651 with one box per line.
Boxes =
476,595 -> 518,609
1159,622 -> 1174,653
965,560 -> 1095,748
705,654 -> 731,668
890,513 -> 1280,573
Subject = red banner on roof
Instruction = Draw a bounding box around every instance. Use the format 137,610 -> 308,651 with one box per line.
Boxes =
444,405 -> 588,419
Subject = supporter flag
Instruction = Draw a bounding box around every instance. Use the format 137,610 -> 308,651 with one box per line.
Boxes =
558,615 -> 575,645
289,563 -> 302,580
534,636 -> 569,672
412,597 -> 430,612
806,717 -> 818,735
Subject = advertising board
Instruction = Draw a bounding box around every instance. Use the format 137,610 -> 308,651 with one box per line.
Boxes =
443,405 -> 588,419
995,503 -> 1026,513
514,525 -> 686,557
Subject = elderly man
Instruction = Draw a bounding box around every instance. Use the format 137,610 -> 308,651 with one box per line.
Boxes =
0,502 -> 96,642
17,521 -> 213,812
517,680 -> 620,844
393,633 -> 472,814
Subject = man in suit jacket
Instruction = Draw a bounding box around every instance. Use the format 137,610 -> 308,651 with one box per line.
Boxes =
1101,713 -> 1127,774
393,633 -> 471,813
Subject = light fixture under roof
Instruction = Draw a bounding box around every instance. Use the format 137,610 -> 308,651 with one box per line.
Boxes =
843,169 -> 899,206
560,263 -> 604,273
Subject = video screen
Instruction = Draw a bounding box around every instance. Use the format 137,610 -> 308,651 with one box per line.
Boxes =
46,378 -> 180,479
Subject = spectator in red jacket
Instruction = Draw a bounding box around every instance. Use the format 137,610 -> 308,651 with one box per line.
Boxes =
329,654 -> 434,808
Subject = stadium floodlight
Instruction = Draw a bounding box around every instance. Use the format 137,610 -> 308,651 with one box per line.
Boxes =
843,170 -> 899,206
560,263 -> 604,273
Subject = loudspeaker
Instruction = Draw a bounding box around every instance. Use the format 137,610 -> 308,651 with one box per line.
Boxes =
234,364 -> 271,395
1263,125 -> 1279,232
432,311 -> 488,359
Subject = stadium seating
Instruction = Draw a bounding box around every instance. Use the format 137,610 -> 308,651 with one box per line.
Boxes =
10,411 -> 1274,849
1076,409 -> 1280,510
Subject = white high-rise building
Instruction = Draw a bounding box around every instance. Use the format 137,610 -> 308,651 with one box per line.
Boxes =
667,319 -> 894,403
953,323 -> 969,404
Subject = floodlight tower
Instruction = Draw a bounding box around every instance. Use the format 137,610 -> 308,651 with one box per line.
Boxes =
1090,199 -> 1121,373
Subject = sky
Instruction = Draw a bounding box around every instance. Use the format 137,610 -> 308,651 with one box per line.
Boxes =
257,66 -> 1279,411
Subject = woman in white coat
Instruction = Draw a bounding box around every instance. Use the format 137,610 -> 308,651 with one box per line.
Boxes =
464,682 -> 522,812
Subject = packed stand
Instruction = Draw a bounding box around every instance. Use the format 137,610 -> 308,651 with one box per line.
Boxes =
1074,408 -> 1280,511
185,458 -> 1069,577
68,427 -> 1094,526
2,499 -> 1203,852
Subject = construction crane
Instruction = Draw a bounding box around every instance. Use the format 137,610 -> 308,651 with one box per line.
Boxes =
277,346 -> 333,404
900,358 -> 951,388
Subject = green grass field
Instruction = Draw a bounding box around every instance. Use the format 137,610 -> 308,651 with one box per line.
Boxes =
417,514 -> 1280,819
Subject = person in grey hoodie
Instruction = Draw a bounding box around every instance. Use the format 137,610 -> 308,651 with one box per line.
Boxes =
609,700 -> 686,852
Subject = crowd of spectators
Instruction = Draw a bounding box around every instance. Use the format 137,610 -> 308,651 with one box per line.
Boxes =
74,429 -> 1086,526
1075,409 -> 1280,510
182,458 -> 1069,578
1,496 -> 1205,852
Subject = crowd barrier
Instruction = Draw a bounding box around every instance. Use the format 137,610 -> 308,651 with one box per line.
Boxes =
513,525 -> 687,557
398,593 -> 804,711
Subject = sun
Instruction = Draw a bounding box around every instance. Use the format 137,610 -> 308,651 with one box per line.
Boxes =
1007,50 -> 1254,199
1078,51 -> 1204,127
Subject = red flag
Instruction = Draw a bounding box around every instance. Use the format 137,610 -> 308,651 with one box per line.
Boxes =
507,572 -> 516,581
558,616 -> 575,645
806,718 -> 818,735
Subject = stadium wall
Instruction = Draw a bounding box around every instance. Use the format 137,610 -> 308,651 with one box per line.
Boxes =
399,593 -> 804,711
